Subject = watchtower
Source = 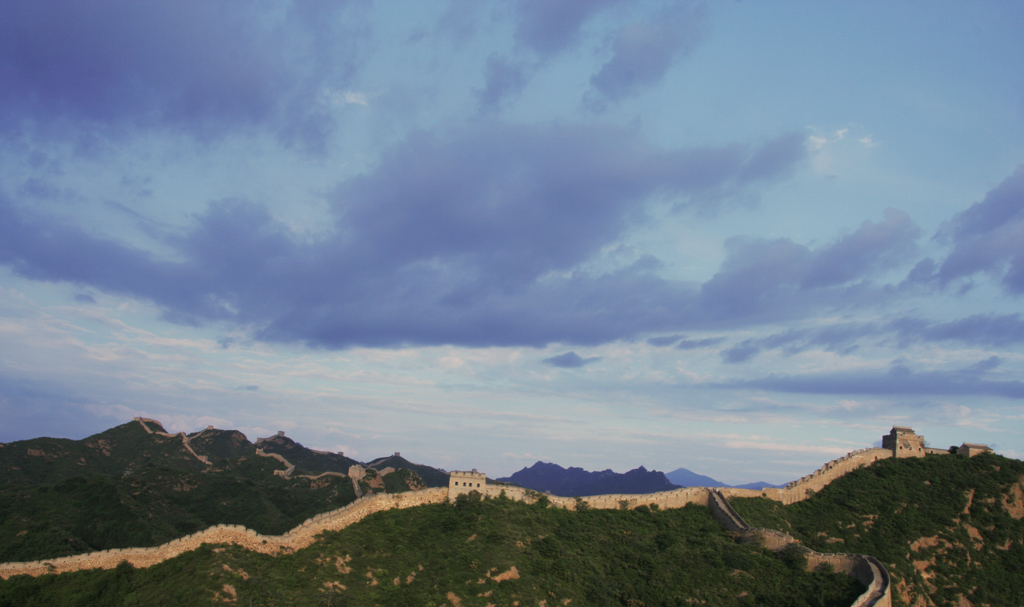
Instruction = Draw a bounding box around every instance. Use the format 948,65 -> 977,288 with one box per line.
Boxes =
449,469 -> 487,500
882,426 -> 925,458
958,443 -> 992,457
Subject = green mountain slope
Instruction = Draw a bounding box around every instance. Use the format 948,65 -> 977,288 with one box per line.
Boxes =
254,433 -> 361,475
0,423 -> 426,563
187,429 -> 257,463
366,454 -> 450,488
0,495 -> 864,607
730,453 -> 1024,607
0,422 -> 206,487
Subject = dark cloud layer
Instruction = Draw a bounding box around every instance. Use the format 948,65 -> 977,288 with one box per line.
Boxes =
0,121 -> 814,349
0,1 -> 358,148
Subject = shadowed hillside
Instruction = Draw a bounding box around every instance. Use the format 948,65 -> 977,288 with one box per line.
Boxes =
0,422 -> 425,562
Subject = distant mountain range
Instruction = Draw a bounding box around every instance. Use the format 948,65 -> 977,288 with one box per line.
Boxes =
497,462 -> 677,497
665,468 -> 784,490
498,462 -> 783,497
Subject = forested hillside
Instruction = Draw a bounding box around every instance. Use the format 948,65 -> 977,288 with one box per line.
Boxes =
0,422 -> 426,562
731,453 -> 1024,607
0,494 -> 864,607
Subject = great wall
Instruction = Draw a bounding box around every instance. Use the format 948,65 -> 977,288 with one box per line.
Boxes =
0,425 -> 993,607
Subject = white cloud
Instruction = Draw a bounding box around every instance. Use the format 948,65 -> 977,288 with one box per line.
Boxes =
321,89 -> 371,108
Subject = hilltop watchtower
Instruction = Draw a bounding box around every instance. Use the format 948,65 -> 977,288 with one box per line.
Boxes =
449,469 -> 487,500
883,426 -> 926,458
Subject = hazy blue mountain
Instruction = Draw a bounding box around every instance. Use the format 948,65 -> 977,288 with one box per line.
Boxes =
665,467 -> 723,487
666,467 -> 784,489
732,481 -> 785,490
498,462 -> 678,497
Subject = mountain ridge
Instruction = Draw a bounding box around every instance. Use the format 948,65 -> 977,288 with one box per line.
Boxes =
1,420 -> 1017,607
498,461 -> 679,496
666,467 -> 785,490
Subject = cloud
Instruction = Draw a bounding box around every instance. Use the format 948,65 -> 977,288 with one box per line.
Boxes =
589,3 -> 706,102
647,335 -> 683,347
721,342 -> 761,364
0,0 -> 360,149
542,351 -> 601,368
0,121 -> 820,350
477,55 -> 530,111
718,310 -> 1024,365
647,334 -> 722,349
801,209 -> 921,288
721,322 -> 877,364
938,165 -> 1024,293
721,358 -> 1024,399
920,314 -> 1024,346
512,0 -> 623,56
700,208 -> 921,323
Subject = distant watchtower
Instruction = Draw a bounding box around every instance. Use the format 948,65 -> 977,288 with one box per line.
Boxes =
883,426 -> 925,458
449,469 -> 487,500
958,443 -> 992,458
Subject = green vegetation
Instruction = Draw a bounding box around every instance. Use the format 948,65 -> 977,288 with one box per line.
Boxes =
1,494 -> 864,607
0,463 -> 359,562
0,423 -> 424,562
731,453 -> 1024,607
254,434 -> 361,476
0,423 -> 207,487
367,455 -> 451,488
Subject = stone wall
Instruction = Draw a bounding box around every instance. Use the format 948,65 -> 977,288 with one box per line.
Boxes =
453,481 -> 712,512
0,488 -> 448,580
707,488 -> 892,607
1,425 -> 953,607
133,417 -> 211,466
716,448 -> 894,505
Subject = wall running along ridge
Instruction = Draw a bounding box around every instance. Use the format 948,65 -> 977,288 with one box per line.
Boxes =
707,490 -> 891,607
134,417 -> 211,466
0,488 -> 449,579
11,424 -> 979,605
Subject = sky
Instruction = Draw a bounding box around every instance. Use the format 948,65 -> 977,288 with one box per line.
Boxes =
1,1 -> 1023,485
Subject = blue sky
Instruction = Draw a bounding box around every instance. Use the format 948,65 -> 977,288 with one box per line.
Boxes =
1,1 -> 1022,484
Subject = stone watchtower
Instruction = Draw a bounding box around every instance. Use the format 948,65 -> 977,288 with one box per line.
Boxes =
448,469 -> 487,500
882,426 -> 926,458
